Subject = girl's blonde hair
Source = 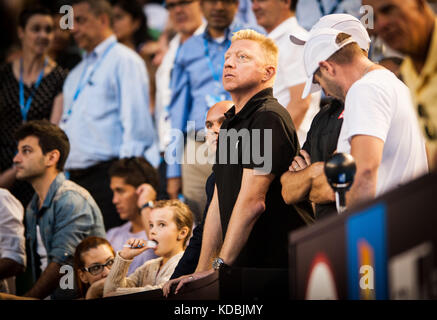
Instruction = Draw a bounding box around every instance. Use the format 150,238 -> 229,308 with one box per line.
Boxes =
152,200 -> 194,247
231,29 -> 279,68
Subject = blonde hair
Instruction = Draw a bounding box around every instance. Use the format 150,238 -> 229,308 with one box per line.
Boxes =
152,200 -> 194,247
231,29 -> 279,68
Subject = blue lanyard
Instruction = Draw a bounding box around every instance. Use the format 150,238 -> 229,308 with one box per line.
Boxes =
203,37 -> 231,83
65,41 -> 117,119
19,58 -> 48,122
317,0 -> 343,16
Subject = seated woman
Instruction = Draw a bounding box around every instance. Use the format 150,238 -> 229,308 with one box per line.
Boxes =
103,200 -> 193,297
74,237 -> 116,299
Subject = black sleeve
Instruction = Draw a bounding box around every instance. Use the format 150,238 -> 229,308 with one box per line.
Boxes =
241,111 -> 298,176
170,174 -> 215,279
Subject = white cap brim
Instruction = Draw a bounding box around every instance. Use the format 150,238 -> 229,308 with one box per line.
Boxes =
302,74 -> 321,99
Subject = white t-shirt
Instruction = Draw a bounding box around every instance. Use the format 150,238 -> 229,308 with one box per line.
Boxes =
268,16 -> 321,146
337,69 -> 429,196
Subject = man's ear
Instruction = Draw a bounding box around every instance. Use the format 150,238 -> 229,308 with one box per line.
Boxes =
319,60 -> 336,77
263,65 -> 276,82
99,12 -> 111,28
45,150 -> 60,168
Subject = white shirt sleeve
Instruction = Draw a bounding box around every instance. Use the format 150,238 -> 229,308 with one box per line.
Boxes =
342,80 -> 394,144
0,189 -> 26,267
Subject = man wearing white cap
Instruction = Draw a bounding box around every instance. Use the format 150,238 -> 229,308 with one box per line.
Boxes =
282,14 -> 372,218
300,27 -> 428,207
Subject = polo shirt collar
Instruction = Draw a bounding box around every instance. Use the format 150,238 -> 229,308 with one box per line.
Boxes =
85,34 -> 117,59
225,87 -> 274,120
30,172 -> 66,215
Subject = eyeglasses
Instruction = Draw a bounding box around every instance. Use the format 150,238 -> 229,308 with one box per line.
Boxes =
82,259 -> 114,276
417,104 -> 436,140
165,0 -> 197,10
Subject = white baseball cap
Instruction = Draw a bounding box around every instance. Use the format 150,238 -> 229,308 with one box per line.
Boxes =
301,28 -> 358,99
290,13 -> 371,52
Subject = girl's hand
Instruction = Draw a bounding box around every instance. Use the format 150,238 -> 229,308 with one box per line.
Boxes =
119,238 -> 153,260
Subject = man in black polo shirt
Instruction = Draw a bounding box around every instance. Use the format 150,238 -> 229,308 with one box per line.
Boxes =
168,29 -> 313,295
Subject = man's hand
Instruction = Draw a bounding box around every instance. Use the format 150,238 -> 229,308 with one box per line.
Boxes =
173,270 -> 215,296
289,150 -> 312,171
119,239 -> 154,260
167,177 -> 182,199
162,274 -> 191,298
136,183 -> 157,208
309,168 -> 335,204
85,278 -> 106,299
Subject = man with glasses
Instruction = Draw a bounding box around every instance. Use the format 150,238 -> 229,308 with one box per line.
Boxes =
363,0 -> 437,171
13,120 -> 105,299
165,0 -> 262,224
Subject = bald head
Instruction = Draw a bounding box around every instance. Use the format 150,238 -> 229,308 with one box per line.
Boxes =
206,100 -> 234,129
205,100 -> 234,149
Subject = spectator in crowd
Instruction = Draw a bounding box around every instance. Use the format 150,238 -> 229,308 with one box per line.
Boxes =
13,120 -> 105,299
112,0 -> 158,113
162,101 -> 233,290
107,157 -> 159,275
252,0 -> 320,145
73,236 -> 115,299
364,0 -> 437,170
0,5 -> 68,207
0,189 -> 26,294
103,200 -> 193,297
281,13 -> 371,220
168,30 -> 312,295
60,0 -> 158,231
165,0 -> 261,224
296,0 -> 362,31
48,11 -> 82,71
301,28 -> 428,208
154,0 -> 205,199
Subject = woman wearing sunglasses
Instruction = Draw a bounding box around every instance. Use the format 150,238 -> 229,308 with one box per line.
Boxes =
74,237 -> 116,299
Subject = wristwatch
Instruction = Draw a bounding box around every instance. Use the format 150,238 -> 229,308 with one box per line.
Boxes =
140,201 -> 154,210
212,257 -> 227,271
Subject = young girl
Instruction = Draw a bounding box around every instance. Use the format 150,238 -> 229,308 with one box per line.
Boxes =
73,237 -> 116,299
103,200 -> 193,297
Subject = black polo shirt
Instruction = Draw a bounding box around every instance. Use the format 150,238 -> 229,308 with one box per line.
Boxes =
302,98 -> 344,220
213,88 -> 311,268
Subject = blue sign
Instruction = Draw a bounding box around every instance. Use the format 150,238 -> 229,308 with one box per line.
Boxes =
346,203 -> 388,300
